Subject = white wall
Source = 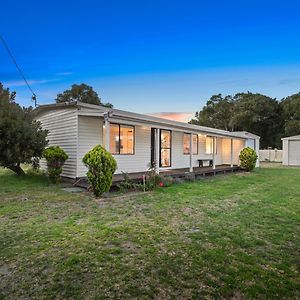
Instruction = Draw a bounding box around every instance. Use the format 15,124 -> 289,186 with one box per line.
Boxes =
112,125 -> 152,174
287,140 -> 300,166
37,108 -> 78,178
282,140 -> 288,165
169,133 -> 225,169
77,116 -> 103,177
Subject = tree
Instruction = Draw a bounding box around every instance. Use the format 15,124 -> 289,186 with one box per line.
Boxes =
281,92 -> 300,137
191,92 -> 283,149
232,93 -> 283,148
0,83 -> 48,175
190,94 -> 235,131
55,83 -> 113,107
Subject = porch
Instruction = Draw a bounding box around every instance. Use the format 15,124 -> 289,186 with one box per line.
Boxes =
74,164 -> 241,189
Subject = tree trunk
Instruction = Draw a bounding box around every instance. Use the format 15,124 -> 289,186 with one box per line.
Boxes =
8,164 -> 25,176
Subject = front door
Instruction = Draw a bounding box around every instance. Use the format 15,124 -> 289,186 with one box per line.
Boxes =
160,129 -> 171,167
150,129 -> 172,168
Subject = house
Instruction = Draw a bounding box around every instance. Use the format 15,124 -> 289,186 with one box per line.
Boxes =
282,135 -> 300,166
34,101 -> 260,180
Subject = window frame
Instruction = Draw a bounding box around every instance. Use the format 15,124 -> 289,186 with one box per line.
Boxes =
193,134 -> 198,155
110,123 -> 135,155
183,133 -> 191,155
205,136 -> 217,155
159,129 -> 172,168
183,133 -> 198,155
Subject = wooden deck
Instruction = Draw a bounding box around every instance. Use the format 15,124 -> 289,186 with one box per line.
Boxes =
74,164 -> 241,189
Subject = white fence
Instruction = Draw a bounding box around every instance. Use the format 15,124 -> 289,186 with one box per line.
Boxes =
259,149 -> 282,162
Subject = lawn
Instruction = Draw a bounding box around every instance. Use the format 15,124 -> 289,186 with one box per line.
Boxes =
0,165 -> 300,299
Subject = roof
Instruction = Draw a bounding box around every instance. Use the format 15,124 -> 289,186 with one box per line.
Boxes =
231,131 -> 260,139
34,101 -> 260,140
281,135 -> 300,140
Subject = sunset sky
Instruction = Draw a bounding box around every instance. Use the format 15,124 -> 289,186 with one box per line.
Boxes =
1,0 -> 300,118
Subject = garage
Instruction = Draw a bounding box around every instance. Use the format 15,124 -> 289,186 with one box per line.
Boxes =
282,135 -> 300,166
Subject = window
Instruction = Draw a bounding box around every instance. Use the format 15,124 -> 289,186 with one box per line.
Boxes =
206,136 -> 217,154
183,133 -> 198,155
183,133 -> 190,154
160,130 -> 171,167
110,124 -> 134,154
193,134 -> 198,154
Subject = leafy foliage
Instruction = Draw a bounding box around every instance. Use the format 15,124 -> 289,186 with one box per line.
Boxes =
82,145 -> 117,196
239,147 -> 258,171
43,146 -> 68,183
190,94 -> 235,131
191,92 -> 283,148
159,176 -> 174,187
55,83 -> 113,107
281,92 -> 300,137
232,93 -> 283,148
117,172 -> 143,192
145,165 -> 163,190
0,83 -> 48,175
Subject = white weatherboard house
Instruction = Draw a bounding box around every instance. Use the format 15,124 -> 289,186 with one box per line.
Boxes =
282,135 -> 300,166
34,101 -> 260,180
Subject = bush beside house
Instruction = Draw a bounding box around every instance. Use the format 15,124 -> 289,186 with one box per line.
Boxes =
43,146 -> 68,183
82,145 -> 117,197
239,147 -> 258,171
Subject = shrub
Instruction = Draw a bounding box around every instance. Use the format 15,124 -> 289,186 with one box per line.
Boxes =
239,147 -> 258,171
43,146 -> 68,183
117,172 -> 142,192
82,145 -> 117,197
159,176 -> 174,187
145,165 -> 163,190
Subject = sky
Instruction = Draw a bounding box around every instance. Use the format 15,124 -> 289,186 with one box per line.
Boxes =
1,0 -> 300,118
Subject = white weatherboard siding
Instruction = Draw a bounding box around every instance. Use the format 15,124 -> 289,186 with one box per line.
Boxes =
37,108 -> 78,178
221,138 -> 231,165
246,139 -> 255,149
220,138 -> 245,165
77,116 -> 103,177
167,133 -> 235,169
113,125 -> 152,174
35,102 -> 260,179
169,133 -> 224,169
288,140 -> 300,166
282,140 -> 289,165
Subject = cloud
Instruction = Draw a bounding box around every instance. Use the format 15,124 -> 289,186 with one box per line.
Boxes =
3,79 -> 55,87
56,71 -> 73,76
278,78 -> 300,85
147,112 -> 194,123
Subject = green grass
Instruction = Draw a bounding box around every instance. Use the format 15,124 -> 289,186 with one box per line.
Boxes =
0,166 -> 300,299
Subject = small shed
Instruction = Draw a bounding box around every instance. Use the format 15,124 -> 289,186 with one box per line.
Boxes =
282,135 -> 300,166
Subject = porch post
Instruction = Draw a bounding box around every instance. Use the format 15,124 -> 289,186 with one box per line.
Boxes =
104,112 -> 110,150
230,138 -> 233,167
189,133 -> 193,172
155,128 -> 160,174
212,136 -> 216,170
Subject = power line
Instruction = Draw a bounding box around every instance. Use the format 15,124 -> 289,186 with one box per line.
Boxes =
0,34 -> 37,107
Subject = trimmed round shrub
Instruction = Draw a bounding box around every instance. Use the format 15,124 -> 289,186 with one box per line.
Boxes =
239,147 -> 258,171
82,145 -> 117,197
43,146 -> 68,183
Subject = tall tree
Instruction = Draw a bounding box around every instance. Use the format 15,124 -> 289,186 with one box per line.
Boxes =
55,83 -> 113,107
231,93 -> 283,148
190,94 -> 235,131
281,92 -> 300,137
191,92 -> 283,148
0,83 -> 48,175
